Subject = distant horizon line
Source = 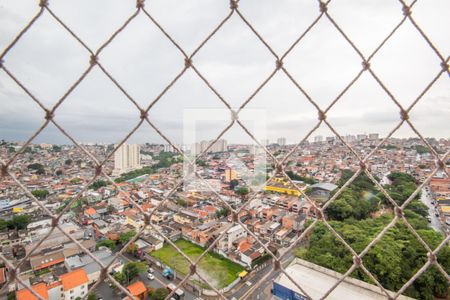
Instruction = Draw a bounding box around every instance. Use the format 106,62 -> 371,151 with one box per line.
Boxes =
1,135 -> 448,147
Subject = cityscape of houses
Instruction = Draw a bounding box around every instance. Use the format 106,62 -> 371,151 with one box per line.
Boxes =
0,135 -> 449,300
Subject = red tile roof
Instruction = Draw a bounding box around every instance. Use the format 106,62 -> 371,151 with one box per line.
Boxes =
59,269 -> 88,291
16,283 -> 48,300
127,280 -> 147,296
84,207 -> 97,215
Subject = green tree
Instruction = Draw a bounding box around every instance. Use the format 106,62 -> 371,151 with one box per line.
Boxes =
27,163 -> 45,175
52,145 -> 62,152
120,230 -> 136,245
216,207 -> 231,218
230,179 -> 239,190
236,187 -> 249,196
87,294 -> 97,300
414,145 -> 429,154
115,167 -> 154,182
196,159 -> 207,167
7,291 -> 16,300
6,215 -> 32,230
24,146 -> 33,153
177,198 -> 187,207
70,178 -> 82,184
326,188 -> 379,221
31,189 -> 49,199
90,180 -> 108,190
0,219 -> 7,231
296,217 -> 450,300
126,242 -> 138,255
118,262 -> 146,285
96,239 -> 116,251
113,271 -> 126,285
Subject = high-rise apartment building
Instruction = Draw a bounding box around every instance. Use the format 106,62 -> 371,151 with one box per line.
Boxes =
357,134 -> 368,141
113,143 -> 141,176
314,136 -> 323,143
277,137 -> 287,146
344,135 -> 356,143
368,133 -> 379,140
191,139 -> 227,154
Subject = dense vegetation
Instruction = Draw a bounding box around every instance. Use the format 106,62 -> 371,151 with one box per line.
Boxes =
96,239 -> 116,251
297,171 -> 449,299
90,179 -> 108,190
113,261 -> 146,285
114,167 -> 154,183
115,152 -> 180,182
27,163 -> 45,175
0,215 -> 32,230
325,170 -> 380,220
119,230 -> 137,245
31,189 -> 49,199
414,145 -> 430,154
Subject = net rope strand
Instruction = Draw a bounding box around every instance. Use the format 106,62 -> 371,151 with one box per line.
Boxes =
0,0 -> 448,299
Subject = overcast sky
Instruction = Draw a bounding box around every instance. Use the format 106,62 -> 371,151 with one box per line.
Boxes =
0,0 -> 449,145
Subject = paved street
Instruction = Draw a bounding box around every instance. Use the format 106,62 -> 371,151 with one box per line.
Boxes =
420,187 -> 443,232
229,261 -> 273,299
233,249 -> 296,300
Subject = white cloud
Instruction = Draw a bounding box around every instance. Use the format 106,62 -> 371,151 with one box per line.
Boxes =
0,0 -> 449,144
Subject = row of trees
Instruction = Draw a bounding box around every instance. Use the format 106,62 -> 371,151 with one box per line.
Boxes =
114,152 -> 181,182
115,167 -> 155,183
297,171 -> 449,299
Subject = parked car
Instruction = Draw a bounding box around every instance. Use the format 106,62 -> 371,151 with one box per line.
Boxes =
147,273 -> 155,280
148,267 -> 154,273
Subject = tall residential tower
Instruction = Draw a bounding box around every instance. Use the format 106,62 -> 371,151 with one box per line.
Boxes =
113,143 -> 141,176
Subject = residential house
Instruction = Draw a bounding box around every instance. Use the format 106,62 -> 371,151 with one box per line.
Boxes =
127,281 -> 147,300
16,282 -> 49,300
59,269 -> 89,300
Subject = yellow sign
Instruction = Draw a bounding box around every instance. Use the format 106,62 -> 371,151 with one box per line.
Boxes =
12,207 -> 23,213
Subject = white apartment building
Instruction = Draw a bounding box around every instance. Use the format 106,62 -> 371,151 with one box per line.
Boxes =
277,137 -> 287,146
191,139 -> 227,154
314,136 -> 323,143
16,269 -> 89,300
369,133 -> 380,140
218,224 -> 247,252
112,143 -> 141,176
